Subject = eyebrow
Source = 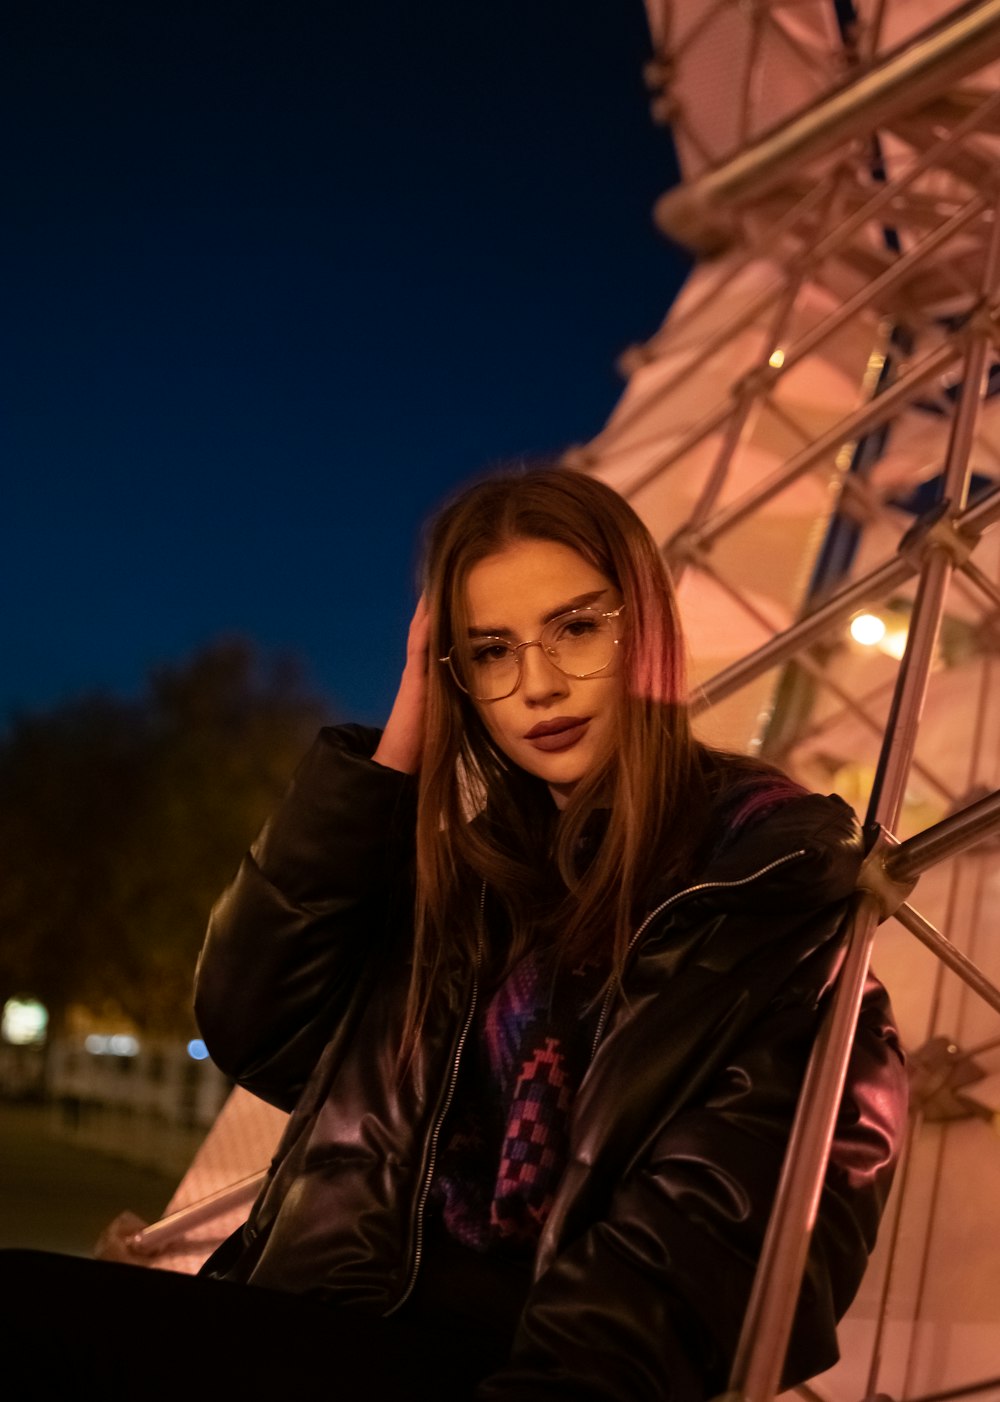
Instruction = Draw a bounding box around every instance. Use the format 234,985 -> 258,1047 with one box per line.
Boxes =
467,588 -> 609,638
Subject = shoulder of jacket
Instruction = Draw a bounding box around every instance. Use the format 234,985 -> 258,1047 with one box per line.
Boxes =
316,723 -> 385,758
693,758 -> 863,912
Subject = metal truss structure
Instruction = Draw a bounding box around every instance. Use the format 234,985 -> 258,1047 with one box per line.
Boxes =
573,2 -> 1000,1399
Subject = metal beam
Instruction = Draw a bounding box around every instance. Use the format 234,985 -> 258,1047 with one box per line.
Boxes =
656,0 -> 1000,250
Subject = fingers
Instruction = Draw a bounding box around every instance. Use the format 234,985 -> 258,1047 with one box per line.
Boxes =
373,593 -> 432,774
405,592 -> 431,670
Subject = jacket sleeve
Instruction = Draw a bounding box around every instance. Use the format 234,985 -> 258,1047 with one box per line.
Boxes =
475,974 -> 907,1402
194,724 -> 417,1111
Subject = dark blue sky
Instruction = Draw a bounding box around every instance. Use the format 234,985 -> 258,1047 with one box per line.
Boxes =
3,1 -> 689,727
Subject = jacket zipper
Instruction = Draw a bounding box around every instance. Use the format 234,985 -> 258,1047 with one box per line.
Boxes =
388,850 -> 808,1309
589,848 -> 808,1060
385,889 -> 485,1316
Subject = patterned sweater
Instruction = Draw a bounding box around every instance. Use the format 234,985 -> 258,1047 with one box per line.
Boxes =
429,945 -> 604,1255
428,769 -> 809,1257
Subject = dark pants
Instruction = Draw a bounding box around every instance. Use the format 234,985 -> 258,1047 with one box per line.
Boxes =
0,1249 -> 509,1399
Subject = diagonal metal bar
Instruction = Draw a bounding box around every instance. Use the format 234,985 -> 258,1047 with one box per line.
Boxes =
671,278 -> 805,587
959,556 -> 1000,613
667,190 -> 989,512
777,192 -> 987,377
894,899 -> 1000,1016
616,201 -> 995,509
606,267 -> 807,467
692,339 -> 962,546
737,0 -> 766,147
128,1170 -> 267,1256
686,553 -> 957,803
964,476 -> 1000,533
887,788 -> 1000,880
642,179 -> 838,349
690,551 -> 910,712
690,483 -> 1000,714
779,675 -> 957,807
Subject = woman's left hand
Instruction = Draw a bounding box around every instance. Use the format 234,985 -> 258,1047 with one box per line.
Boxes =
372,593 -> 430,774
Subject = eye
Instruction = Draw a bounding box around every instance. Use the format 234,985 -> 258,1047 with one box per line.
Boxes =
470,640 -> 513,666
552,613 -> 600,641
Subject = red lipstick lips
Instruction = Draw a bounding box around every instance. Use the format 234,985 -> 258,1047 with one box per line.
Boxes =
524,716 -> 590,752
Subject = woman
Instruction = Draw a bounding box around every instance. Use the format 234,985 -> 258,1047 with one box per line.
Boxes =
193,466 -> 906,1398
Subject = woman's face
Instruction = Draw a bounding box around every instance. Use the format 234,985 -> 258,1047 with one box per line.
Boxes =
461,538 -> 624,808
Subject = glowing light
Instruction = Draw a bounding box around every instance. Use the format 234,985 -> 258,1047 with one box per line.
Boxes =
187,1039 -> 210,1061
881,626 -> 909,661
1,997 -> 48,1046
850,613 -> 886,646
768,348 -> 785,368
85,1033 -> 140,1056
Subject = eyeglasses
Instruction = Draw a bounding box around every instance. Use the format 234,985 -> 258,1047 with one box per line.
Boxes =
440,604 -> 625,701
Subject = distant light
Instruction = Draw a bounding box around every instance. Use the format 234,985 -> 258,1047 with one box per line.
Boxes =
768,348 -> 785,369
850,613 -> 886,646
881,626 -> 909,661
1,997 -> 48,1046
187,1039 -> 210,1061
85,1033 -> 140,1056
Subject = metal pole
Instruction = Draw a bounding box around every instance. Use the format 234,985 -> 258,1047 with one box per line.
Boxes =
689,552 -> 956,802
893,900 -> 1000,1016
635,177 -> 835,349
733,536 -> 953,1400
963,478 -> 1000,534
128,1170 -> 266,1256
960,556 -> 1000,612
887,788 -> 1000,880
777,194 -> 986,380
866,546 -> 954,827
671,280 -> 804,588
728,895 -> 883,1399
690,552 -> 912,712
868,184 -> 1000,826
690,482 -> 1000,713
806,87 -> 1000,260
732,187 -> 1000,1402
656,0 -> 1000,249
694,340 -> 961,546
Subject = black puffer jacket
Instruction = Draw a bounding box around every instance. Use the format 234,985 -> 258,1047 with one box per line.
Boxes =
194,725 -> 906,1399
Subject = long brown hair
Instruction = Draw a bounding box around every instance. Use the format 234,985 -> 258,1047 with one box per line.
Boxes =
406,466 -> 705,1045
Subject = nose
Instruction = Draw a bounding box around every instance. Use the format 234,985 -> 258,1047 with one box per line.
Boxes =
518,641 -> 569,702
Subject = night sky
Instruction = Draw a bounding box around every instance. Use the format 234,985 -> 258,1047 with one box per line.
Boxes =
4,1 -> 690,729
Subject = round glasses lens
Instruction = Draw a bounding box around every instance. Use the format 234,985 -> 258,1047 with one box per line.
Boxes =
454,640 -> 520,700
543,610 -> 616,677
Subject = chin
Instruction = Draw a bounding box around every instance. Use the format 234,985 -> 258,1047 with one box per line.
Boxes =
517,748 -> 597,794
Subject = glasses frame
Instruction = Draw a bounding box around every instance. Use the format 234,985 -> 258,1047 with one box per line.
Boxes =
439,603 -> 626,701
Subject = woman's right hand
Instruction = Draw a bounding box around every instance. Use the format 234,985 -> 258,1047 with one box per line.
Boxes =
372,594 -> 430,774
